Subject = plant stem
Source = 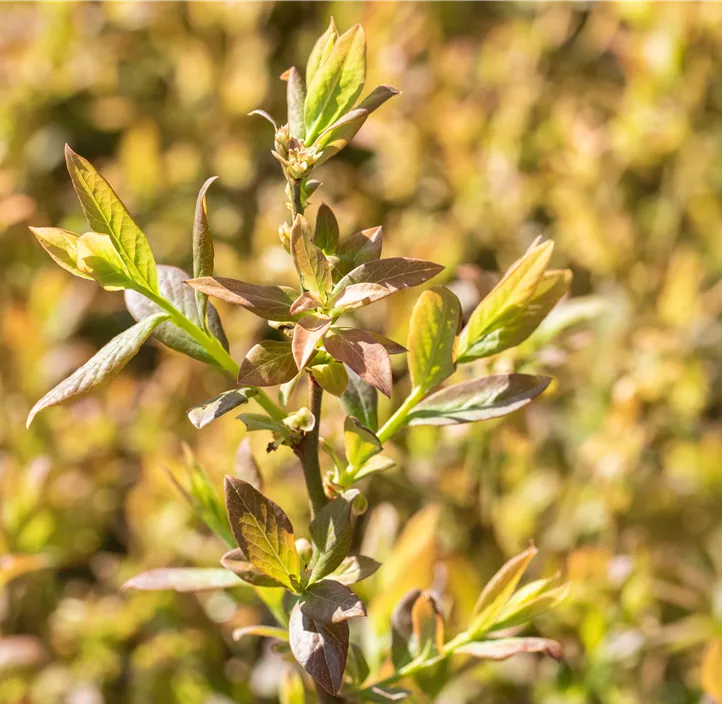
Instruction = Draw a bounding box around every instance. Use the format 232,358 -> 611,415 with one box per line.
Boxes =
289,177 -> 304,218
316,684 -> 345,703
376,386 -> 425,444
293,376 -> 328,517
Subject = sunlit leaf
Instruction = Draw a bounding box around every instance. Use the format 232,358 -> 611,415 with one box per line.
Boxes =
310,359 -> 348,397
341,367 -> 378,431
286,66 -> 306,140
365,687 -> 411,702
391,588 -> 422,669
325,329 -> 392,397
279,666 -> 306,704
456,637 -> 562,662
333,226 -> 383,278
313,109 -> 369,166
220,548 -> 285,587
237,341 -> 298,387
290,291 -> 321,316
192,176 -> 218,326
300,579 -> 367,624
122,568 -> 242,592
306,18 -> 338,88
493,582 -> 570,630
410,591 -> 445,659
292,315 -> 332,370
353,454 -> 396,480
357,84 -> 400,113
233,624 -> 289,642
187,389 -> 253,429
344,416 -> 382,470
76,232 -> 135,290
315,203 -> 339,254
323,555 -> 381,586
291,215 -> 332,300
29,226 -> 93,280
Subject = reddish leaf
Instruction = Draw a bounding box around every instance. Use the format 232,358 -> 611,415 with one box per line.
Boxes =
237,341 -> 298,387
300,579 -> 367,624
325,329 -> 392,397
315,203 -> 340,254
292,315 -> 332,370
291,215 -> 333,299
456,637 -> 562,662
334,226 -> 383,277
290,291 -> 320,316
122,568 -> 242,592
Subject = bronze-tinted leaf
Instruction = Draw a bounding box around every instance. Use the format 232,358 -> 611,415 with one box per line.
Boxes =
192,176 -> 218,326
334,226 -> 383,277
187,389 -> 252,429
456,637 -> 562,662
368,333 -> 406,355
186,276 -> 299,322
315,203 -> 340,254
300,579 -> 367,624
292,315 -> 332,370
308,491 -> 360,583
237,341 -> 298,387
220,548 -> 285,587
323,555 -> 381,586
325,329 -> 392,397
313,108 -> 369,166
357,84 -> 400,113
290,291 -> 321,316
122,568 -> 242,592
391,589 -> 422,669
291,215 -> 333,300
341,367 -> 378,431
289,602 -> 349,696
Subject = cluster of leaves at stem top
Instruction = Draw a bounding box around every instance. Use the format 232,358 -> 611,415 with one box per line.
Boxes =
28,17 -> 578,701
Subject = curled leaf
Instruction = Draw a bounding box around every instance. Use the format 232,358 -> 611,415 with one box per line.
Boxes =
192,176 -> 218,326
29,226 -> 93,280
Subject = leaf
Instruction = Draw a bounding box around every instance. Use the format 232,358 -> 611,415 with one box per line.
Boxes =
456,637 -> 562,662
357,84 -> 400,113
331,257 -> 444,311
702,640 -> 722,703
407,287 -> 461,394
27,313 -> 168,427
368,333 -> 406,355
76,232 -> 135,290
469,543 -> 538,637
233,624 -> 289,642
346,642 -> 370,685
391,589 -> 422,669
353,454 -> 396,481
187,389 -> 252,429
122,568 -> 242,592
65,145 -> 158,292
407,374 -> 551,427
457,240 -> 554,362
308,491 -> 359,583
279,666 -> 306,704
334,226 -> 383,278
306,18 -> 338,88
290,291 -> 321,316
341,367 -> 378,431
410,591 -> 445,659
29,226 -> 93,280
224,476 -> 301,591
237,341 -> 298,387
237,413 -> 289,436
234,438 -> 264,492
310,360 -> 348,397
248,109 -> 278,130
289,602 -> 349,696
300,579 -> 367,624
313,109 -> 369,167
493,582 -> 570,630
220,548 -> 285,587
292,315 -> 332,370
325,329 -> 392,397
324,555 -> 381,586
304,24 -> 366,145
344,416 -> 382,470
192,176 -> 218,326
315,203 -> 340,254
291,215 -> 333,300
186,276 -> 299,322
286,66 -> 307,140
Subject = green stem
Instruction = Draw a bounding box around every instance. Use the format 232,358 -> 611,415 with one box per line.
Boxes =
376,386 -> 425,444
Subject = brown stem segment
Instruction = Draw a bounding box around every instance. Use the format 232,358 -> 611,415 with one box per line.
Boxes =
316,683 -> 345,703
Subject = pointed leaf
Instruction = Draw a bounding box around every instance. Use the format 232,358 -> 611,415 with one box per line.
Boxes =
76,232 -> 136,290
224,476 -> 301,591
346,642 -> 371,685
291,215 -> 332,299
65,145 -> 158,292
325,329 -> 392,397
27,313 -> 168,427
29,226 -> 93,280
315,203 -> 340,254
323,555 -> 381,586
408,287 -> 461,394
310,360 -> 348,397
313,109 -> 369,166
186,276 -> 299,322
456,637 -> 562,662
306,18 -> 339,88
187,389 -> 252,429
292,315 -> 332,370
289,602 -> 349,696
122,568 -> 242,592
334,226 -> 383,277
286,66 -> 307,140
300,579 -> 367,624
248,109 -> 278,130
234,438 -> 264,492
493,582 -> 571,630
407,374 -> 551,427
353,454 -> 396,481
193,176 -> 218,326
344,416 -> 382,470
368,333 -> 406,355
233,624 -> 289,642
237,413 -> 290,437
341,367 -> 378,431
290,291 -> 321,316
237,341 -> 298,387
308,491 -> 359,583
220,548 -> 285,587
391,589 -> 422,669
365,687 -> 411,702
357,84 -> 400,113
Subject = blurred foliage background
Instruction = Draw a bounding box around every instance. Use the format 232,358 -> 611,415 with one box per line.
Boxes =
2,2 -> 722,703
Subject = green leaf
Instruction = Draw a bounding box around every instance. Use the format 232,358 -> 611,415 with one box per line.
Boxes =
323,555 -> 381,586
186,276 -> 300,322
313,109 -> 368,167
353,454 -> 396,481
125,265 -> 228,365
308,490 -> 359,583
279,666 -> 306,704
291,215 -> 332,300
29,226 -> 93,280
333,226 -> 383,279
192,176 -> 218,328
346,642 -> 371,685
75,232 -> 136,290
122,568 -> 242,592
286,66 -> 307,140
27,313 -> 168,427
306,18 -> 338,88
187,389 -> 253,429
289,602 -> 349,696
237,413 -> 290,436
304,24 -> 366,145
310,360 -> 348,397
344,417 -> 382,471
237,341 -> 298,387
493,582 -> 570,630
455,637 -> 562,662
315,203 -> 340,254
224,476 -> 301,591
364,687 -> 411,702
221,548 -> 286,588
325,329 -> 392,397
457,240 -> 554,362
406,374 -> 551,427
468,543 -> 538,637
341,367 -> 378,431
65,145 -> 158,292
292,315 -> 332,370
300,579 -> 367,624
407,287 -> 461,395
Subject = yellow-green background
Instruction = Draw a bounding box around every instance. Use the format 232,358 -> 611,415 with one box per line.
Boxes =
2,2 -> 722,703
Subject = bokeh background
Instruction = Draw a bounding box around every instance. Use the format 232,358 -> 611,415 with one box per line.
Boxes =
2,2 -> 722,703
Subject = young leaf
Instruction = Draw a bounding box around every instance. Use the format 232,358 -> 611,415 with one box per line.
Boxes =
29,226 -> 93,280
324,329 -> 392,397
290,291 -> 321,316
365,687 -> 411,702
308,491 -> 359,583
186,276 -> 299,322
334,226 -> 383,277
286,66 -> 306,140
248,109 -> 278,131
233,624 -> 290,642
187,389 -> 253,429
323,555 -> 381,586
126,265 -> 228,365
300,579 -> 367,624
357,84 -> 401,113
315,203 -> 340,254
221,548 -> 285,587
291,215 -> 333,300
234,438 -> 264,493
313,109 -> 369,166
237,413 -> 290,436
224,476 -> 301,591
457,240 -> 555,362
410,591 -> 445,659
341,367 -> 378,431
344,417 -> 382,470
65,145 -> 158,292
304,24 -> 366,145
346,642 -> 371,685
289,603 -> 349,696
306,18 -> 339,88
310,360 -> 348,397
469,543 -> 538,637
391,589 -> 422,669
292,315 -> 332,370
493,582 -> 570,630
76,232 -> 136,290
27,313 -> 168,427
455,637 -> 562,662
407,287 -> 461,394
192,176 -> 218,327
237,341 -> 298,387
406,374 -> 552,426
353,454 -> 396,481
122,568 -> 242,592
